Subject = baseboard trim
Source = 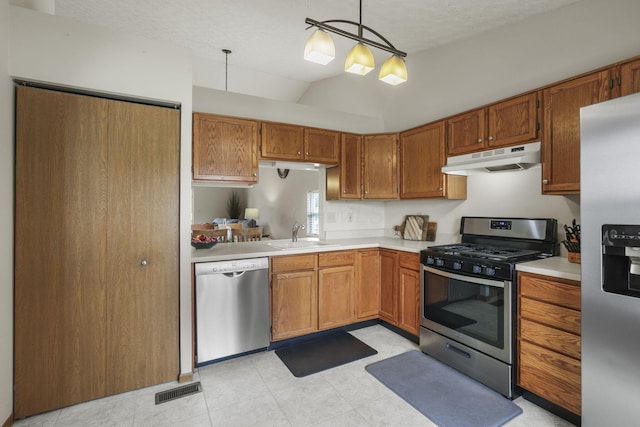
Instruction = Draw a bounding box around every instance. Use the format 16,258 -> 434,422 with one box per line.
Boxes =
2,413 -> 13,427
178,372 -> 194,383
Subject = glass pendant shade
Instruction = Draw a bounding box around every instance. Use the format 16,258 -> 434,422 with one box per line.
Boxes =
344,43 -> 375,75
379,55 -> 407,85
304,29 -> 335,65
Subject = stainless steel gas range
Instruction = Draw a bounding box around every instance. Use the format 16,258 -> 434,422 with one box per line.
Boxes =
419,217 -> 557,398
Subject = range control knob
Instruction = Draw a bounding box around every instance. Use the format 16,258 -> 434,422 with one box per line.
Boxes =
453,261 -> 462,270
435,258 -> 445,267
472,265 -> 482,274
426,256 -> 435,265
485,267 -> 496,276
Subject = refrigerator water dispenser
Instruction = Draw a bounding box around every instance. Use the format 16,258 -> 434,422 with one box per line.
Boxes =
602,224 -> 640,297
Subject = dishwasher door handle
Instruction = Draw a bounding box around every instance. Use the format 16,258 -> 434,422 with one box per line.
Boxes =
222,271 -> 246,278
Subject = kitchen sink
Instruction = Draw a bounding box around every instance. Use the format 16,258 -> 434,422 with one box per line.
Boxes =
265,240 -> 339,250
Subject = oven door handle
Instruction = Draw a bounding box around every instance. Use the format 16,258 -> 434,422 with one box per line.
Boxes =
422,266 -> 507,288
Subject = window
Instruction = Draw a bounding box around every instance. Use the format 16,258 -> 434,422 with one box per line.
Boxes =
306,191 -> 319,236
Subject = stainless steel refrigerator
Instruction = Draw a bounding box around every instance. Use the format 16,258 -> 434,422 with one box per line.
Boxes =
581,91 -> 640,426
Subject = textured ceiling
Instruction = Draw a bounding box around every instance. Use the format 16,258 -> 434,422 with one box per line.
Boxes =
55,0 -> 583,85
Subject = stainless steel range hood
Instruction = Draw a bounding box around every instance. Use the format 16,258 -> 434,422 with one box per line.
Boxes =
442,142 -> 541,175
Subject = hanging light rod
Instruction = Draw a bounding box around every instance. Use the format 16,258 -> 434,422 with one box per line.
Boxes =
304,0 -> 408,85
304,18 -> 406,59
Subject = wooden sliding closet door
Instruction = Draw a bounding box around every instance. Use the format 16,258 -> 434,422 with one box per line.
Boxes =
14,86 -> 180,418
105,100 -> 180,395
15,87 -> 110,417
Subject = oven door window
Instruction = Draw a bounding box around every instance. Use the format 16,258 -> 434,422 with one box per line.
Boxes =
424,270 -> 504,349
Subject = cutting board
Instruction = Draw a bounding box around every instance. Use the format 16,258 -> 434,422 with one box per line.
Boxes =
397,216 -> 437,241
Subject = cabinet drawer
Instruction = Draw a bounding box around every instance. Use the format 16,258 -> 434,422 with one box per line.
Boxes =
519,273 -> 581,310
520,317 -> 581,359
271,254 -> 317,273
398,252 -> 420,271
319,250 -> 355,267
519,340 -> 581,415
520,296 -> 581,335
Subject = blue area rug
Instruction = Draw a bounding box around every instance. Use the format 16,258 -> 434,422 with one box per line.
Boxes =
365,350 -> 522,427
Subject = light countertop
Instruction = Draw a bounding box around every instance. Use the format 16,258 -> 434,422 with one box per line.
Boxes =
516,256 -> 581,282
190,236 -> 458,263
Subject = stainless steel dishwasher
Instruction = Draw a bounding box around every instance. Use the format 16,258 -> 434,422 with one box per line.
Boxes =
195,257 -> 270,365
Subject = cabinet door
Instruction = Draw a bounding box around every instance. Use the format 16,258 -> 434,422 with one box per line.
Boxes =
363,134 -> 398,199
487,93 -> 539,148
542,70 -> 614,194
399,121 -> 465,199
318,266 -> 356,329
356,250 -> 380,319
379,250 -> 399,324
398,267 -> 420,336
271,271 -> 318,340
192,114 -> 259,183
340,133 -> 363,199
261,122 -> 304,160
447,108 -> 486,155
304,128 -> 340,164
621,59 -> 640,96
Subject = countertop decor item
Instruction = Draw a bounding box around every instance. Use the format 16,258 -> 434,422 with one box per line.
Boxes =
562,218 -> 581,263
395,215 -> 436,241
191,235 -> 218,249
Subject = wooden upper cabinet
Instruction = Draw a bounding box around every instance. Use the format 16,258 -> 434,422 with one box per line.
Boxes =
487,93 -> 539,147
447,108 -> 486,155
400,121 -> 466,200
304,128 -> 340,164
340,133 -> 363,199
363,133 -> 399,199
192,113 -> 259,183
447,93 -> 539,156
542,69 -> 614,194
261,122 -> 339,164
261,121 -> 304,161
620,58 -> 640,96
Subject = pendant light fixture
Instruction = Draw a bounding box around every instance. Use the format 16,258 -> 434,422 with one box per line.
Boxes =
304,0 -> 407,85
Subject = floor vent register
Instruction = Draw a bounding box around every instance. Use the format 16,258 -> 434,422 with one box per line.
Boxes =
155,381 -> 202,405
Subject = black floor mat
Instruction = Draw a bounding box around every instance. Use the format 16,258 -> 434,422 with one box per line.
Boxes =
275,330 -> 378,377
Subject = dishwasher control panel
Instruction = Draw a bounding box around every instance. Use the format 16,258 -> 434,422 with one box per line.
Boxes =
195,257 -> 269,275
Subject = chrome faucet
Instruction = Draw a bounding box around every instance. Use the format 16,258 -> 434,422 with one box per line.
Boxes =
292,221 -> 305,242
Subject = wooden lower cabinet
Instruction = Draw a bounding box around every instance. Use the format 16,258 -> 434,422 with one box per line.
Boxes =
518,272 -> 581,415
379,250 -> 421,336
270,248 -> 420,340
379,250 -> 399,323
355,250 -> 380,319
397,253 -> 421,336
271,254 -> 318,341
318,251 -> 356,330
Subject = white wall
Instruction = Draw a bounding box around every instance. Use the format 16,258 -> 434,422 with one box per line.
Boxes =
299,0 -> 640,132
8,6 -> 195,379
0,1 -> 14,424
193,85 -> 383,134
384,167 -> 580,253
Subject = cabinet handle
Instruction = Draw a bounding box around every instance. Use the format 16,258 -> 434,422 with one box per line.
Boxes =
542,179 -> 549,185
253,173 -> 257,177
476,138 -> 483,143
487,136 -> 494,141
305,151 -> 309,155
297,151 -> 301,155
438,187 -> 443,191
140,260 -> 148,267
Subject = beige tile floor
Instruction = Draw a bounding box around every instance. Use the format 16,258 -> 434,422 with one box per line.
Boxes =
14,325 -> 575,427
